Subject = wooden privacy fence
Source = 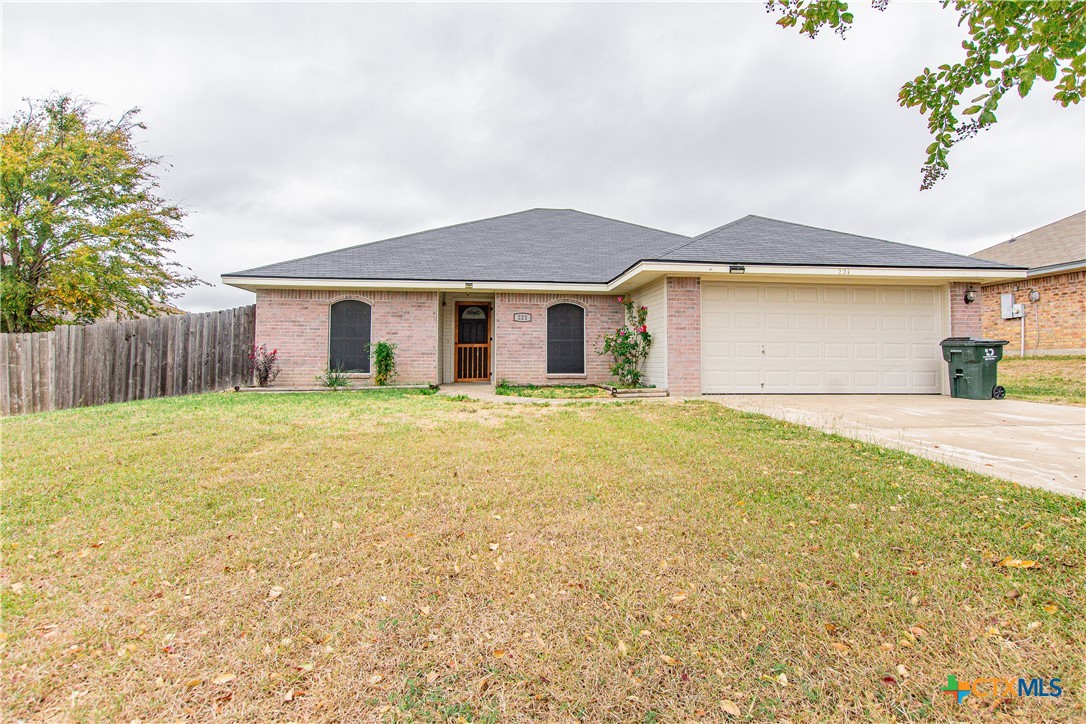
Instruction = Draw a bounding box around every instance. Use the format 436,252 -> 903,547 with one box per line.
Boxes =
1,305 -> 256,416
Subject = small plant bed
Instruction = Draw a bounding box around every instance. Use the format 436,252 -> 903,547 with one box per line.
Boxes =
238,384 -> 435,393
494,382 -> 610,399
597,383 -> 667,398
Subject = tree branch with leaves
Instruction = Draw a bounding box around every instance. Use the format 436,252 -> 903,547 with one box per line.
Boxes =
767,0 -> 1086,188
0,95 -> 201,332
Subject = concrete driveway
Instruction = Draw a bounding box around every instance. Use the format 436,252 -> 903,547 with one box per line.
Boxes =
713,395 -> 1085,497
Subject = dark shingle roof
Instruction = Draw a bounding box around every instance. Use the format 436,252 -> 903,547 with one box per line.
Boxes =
656,215 -> 1014,269
226,209 -> 1019,284
227,209 -> 688,284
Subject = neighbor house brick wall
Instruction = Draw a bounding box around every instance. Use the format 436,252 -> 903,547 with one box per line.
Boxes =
665,277 -> 701,397
949,281 -> 983,338
492,293 -> 623,385
255,289 -> 438,386
979,271 -> 1085,355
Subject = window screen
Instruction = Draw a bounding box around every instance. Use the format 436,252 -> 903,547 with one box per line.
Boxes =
547,303 -> 585,374
329,300 -> 371,372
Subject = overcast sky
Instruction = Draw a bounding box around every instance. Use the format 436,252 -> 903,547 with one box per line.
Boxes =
4,2 -> 1083,311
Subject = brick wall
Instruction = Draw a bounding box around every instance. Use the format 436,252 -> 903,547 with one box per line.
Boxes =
980,271 -> 1085,355
254,289 -> 438,386
492,293 -> 624,385
665,277 -> 701,397
949,281 -> 983,338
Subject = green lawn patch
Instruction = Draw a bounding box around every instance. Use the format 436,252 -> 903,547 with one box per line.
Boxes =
999,355 -> 1086,406
3,391 -> 1083,720
494,382 -> 610,398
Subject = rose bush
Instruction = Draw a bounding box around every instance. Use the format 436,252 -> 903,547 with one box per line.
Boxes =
600,296 -> 652,386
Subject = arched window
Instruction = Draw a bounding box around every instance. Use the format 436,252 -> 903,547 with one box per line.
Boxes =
329,300 -> 371,372
547,303 -> 585,374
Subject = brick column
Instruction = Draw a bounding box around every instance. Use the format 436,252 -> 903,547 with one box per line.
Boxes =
949,282 -> 982,337
666,277 -> 701,396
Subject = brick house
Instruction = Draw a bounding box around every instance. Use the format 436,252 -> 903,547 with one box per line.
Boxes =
222,209 -> 1024,396
970,211 -> 1085,356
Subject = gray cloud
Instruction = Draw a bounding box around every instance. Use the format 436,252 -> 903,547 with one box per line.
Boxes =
4,2 -> 1082,311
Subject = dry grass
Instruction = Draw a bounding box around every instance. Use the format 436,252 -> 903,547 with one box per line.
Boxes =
998,356 -> 1086,406
2,391 -> 1084,722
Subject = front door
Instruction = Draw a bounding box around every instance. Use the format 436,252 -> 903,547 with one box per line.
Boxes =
455,303 -> 491,381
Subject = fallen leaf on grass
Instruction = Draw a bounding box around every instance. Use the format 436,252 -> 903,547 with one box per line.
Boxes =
425,671 -> 439,684
368,674 -> 383,686
1042,604 -> 1058,614
720,699 -> 741,717
266,586 -> 283,601
659,654 -> 680,666
881,675 -> 897,686
831,642 -> 849,653
211,673 -> 236,685
184,678 -> 202,688
777,673 -> 789,686
671,593 -> 687,604
617,641 -> 629,656
997,557 -> 1039,569
908,626 -> 928,638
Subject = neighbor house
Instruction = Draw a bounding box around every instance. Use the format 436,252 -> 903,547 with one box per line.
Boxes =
222,209 -> 1024,395
970,211 -> 1085,356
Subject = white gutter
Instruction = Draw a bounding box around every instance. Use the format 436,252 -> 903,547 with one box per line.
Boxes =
222,262 -> 1026,294
1025,259 -> 1086,277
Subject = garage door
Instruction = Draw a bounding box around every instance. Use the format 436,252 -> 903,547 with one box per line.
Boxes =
701,282 -> 944,394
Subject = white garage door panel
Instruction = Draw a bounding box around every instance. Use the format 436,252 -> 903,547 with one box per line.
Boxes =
702,282 -> 943,394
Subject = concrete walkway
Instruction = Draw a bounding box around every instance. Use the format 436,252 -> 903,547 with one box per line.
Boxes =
713,395 -> 1085,497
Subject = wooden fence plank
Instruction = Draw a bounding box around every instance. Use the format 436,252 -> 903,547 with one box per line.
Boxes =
0,304 -> 255,416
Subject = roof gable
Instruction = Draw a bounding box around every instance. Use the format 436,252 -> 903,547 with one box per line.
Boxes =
970,211 -> 1086,269
657,215 -> 1012,269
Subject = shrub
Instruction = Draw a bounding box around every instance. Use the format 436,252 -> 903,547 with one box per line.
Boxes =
315,367 -> 352,389
599,297 -> 652,387
249,344 -> 281,387
370,341 -> 398,386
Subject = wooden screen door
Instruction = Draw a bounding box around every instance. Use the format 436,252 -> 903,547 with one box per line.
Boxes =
455,303 -> 491,382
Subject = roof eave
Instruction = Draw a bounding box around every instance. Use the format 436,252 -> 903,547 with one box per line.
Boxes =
224,262 -> 1028,294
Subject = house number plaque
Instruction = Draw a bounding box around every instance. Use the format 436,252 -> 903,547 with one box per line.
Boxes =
513,313 -> 532,322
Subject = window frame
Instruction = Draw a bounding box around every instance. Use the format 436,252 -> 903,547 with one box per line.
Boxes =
545,301 -> 587,376
328,299 -> 373,374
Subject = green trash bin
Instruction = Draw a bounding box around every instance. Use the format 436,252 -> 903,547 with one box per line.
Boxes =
939,337 -> 1009,400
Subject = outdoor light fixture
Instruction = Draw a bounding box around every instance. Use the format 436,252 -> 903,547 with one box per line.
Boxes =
963,289 -> 977,304
1029,290 -> 1040,302
729,265 -> 746,274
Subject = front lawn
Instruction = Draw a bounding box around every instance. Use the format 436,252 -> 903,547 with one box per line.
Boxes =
494,382 -> 610,398
3,392 -> 1083,720
999,355 -> 1086,406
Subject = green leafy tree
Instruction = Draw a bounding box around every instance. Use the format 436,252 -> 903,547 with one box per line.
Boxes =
767,1 -> 1086,188
1,95 -> 199,332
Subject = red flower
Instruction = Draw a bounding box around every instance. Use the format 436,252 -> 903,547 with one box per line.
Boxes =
617,296 -> 624,302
